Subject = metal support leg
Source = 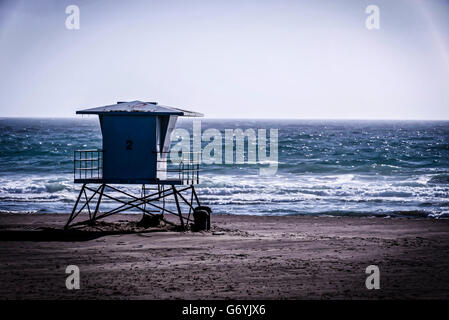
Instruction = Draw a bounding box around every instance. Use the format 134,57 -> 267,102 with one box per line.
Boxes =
187,186 -> 194,222
92,183 -> 105,221
65,183 -> 86,229
172,185 -> 185,229
192,185 -> 201,207
83,188 -> 92,220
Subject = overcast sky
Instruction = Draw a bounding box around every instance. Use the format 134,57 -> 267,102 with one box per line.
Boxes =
0,0 -> 448,119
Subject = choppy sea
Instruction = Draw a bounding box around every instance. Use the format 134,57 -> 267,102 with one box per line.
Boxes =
0,118 -> 448,218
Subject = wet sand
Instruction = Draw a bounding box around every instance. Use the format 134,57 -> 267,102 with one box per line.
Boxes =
0,213 -> 449,299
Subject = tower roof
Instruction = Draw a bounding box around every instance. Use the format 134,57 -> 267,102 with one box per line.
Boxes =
76,100 -> 203,117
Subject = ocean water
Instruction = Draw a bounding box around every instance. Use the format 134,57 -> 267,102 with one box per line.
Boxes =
0,118 -> 448,218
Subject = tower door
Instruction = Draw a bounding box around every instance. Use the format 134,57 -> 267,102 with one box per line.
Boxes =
100,115 -> 157,181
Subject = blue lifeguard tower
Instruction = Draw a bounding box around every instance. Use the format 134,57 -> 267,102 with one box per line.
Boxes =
65,100 -> 208,230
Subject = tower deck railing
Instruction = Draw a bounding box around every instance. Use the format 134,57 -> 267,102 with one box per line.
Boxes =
156,151 -> 201,185
74,149 -> 103,180
73,149 -> 200,184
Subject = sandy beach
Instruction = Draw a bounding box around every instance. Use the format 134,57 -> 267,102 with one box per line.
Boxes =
0,213 -> 448,300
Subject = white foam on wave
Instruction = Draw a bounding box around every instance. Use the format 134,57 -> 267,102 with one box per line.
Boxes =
0,174 -> 75,201
0,172 -> 447,217
197,173 -> 449,213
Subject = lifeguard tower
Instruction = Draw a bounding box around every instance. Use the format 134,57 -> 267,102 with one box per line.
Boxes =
65,100 -> 209,230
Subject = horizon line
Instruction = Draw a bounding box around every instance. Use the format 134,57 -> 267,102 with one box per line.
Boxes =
1,116 -> 449,121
